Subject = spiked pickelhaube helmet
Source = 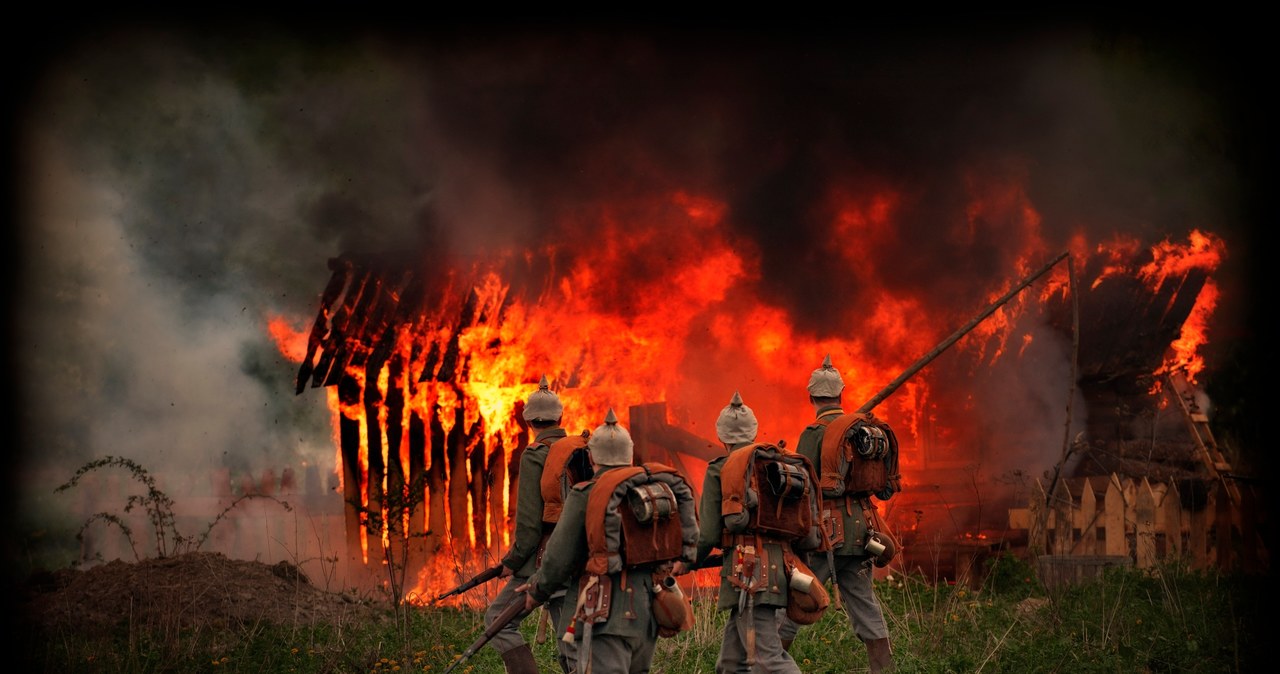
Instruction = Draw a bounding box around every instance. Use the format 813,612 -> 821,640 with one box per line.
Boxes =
715,391 -> 759,445
521,374 -> 564,423
587,408 -> 634,467
806,354 -> 845,397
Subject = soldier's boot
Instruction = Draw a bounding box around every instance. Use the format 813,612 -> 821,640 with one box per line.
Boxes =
864,637 -> 894,674
500,644 -> 539,674
781,638 -> 794,652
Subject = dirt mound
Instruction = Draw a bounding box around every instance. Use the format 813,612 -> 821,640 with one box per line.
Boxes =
22,551 -> 387,637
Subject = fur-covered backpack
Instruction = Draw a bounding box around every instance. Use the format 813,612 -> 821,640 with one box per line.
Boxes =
818,413 -> 902,501
719,442 -> 824,551
577,463 -> 698,638
718,442 -> 830,625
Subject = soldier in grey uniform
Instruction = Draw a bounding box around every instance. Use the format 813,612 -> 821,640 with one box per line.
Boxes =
523,409 -> 662,674
777,355 -> 895,673
484,375 -> 568,674
696,392 -> 803,674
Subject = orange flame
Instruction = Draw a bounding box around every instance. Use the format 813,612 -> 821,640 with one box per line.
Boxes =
265,188 -> 1227,598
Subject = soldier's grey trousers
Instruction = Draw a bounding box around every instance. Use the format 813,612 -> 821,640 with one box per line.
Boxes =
484,576 -> 567,661
573,631 -> 656,673
483,574 -> 534,655
777,553 -> 889,642
718,605 -> 801,674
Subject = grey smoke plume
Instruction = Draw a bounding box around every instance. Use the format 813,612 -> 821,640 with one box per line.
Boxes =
9,20 -> 1262,572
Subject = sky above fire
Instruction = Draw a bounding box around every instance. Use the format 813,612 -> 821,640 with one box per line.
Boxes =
6,18 -> 1266,570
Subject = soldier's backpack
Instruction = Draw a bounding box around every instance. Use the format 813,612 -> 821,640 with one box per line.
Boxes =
578,463 -> 698,637
718,442 -> 830,626
818,412 -> 902,501
584,462 -> 698,573
719,442 -> 825,551
540,430 -> 593,526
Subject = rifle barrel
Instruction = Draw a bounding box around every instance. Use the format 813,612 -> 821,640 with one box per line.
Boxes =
856,251 -> 1069,414
432,563 -> 504,603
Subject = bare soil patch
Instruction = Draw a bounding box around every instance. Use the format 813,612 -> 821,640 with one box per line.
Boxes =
21,551 -> 387,637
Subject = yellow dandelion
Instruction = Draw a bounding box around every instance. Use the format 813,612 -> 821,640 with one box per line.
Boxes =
958,590 -> 967,598
1136,618 -> 1143,625
381,658 -> 390,664
221,657 -> 230,663
803,658 -> 812,665
212,661 -> 220,667
393,667 -> 401,672
291,648 -> 299,654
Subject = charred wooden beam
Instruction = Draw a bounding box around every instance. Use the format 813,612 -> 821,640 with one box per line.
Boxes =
296,256 -> 354,394
338,375 -> 364,570
629,402 -> 722,465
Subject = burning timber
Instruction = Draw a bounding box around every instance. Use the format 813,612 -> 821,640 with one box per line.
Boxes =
276,245 -> 1262,592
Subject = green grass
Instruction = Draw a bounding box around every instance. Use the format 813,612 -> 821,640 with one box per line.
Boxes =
23,554 -> 1267,673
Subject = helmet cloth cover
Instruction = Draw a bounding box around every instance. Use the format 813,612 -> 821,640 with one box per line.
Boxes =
587,408 -> 634,467
521,374 -> 564,423
806,353 -> 845,397
715,391 -> 759,445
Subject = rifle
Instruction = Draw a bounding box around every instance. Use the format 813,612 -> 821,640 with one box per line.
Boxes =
856,250 -> 1069,414
442,592 -> 541,674
432,563 -> 504,604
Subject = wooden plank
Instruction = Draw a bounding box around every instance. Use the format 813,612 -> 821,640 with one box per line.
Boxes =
1028,480 -> 1047,554
1080,481 -> 1098,555
1051,479 -> 1073,555
1135,478 -> 1157,569
1104,474 -> 1127,557
1162,481 -> 1183,559
1008,507 -> 1031,529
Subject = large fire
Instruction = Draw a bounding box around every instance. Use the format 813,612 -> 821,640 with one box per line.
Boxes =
268,185 -> 1224,602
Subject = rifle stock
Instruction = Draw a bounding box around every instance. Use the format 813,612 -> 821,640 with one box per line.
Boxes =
442,593 -> 540,673
433,563 -> 504,604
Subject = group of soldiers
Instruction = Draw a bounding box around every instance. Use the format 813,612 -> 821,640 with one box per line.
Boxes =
467,355 -> 897,674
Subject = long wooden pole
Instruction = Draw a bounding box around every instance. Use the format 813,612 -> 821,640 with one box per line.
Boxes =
856,250 -> 1070,414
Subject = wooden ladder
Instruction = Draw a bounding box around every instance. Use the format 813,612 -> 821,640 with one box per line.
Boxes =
1164,371 -> 1240,506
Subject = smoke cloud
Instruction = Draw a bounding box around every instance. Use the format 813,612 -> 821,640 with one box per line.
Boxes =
7,19 -> 1265,578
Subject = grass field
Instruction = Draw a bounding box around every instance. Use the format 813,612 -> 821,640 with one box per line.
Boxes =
25,552 -> 1267,673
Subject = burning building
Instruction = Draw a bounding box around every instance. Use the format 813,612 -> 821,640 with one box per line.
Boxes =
17,24 -> 1268,607
274,217 -> 1252,600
